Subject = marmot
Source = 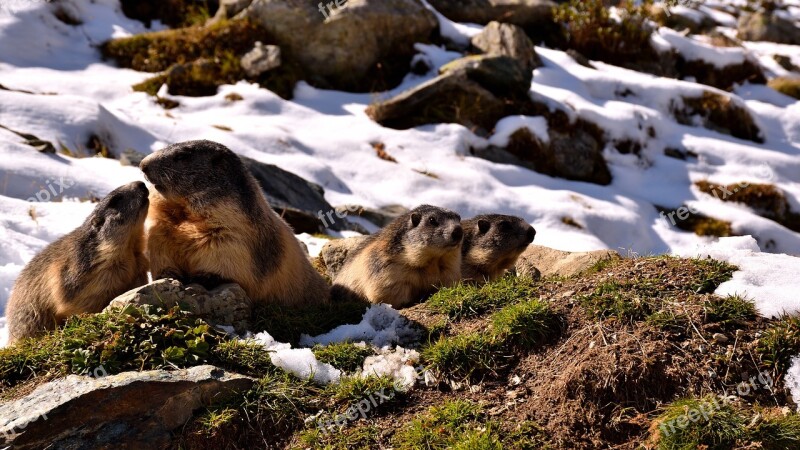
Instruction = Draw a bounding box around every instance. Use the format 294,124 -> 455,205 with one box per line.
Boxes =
460,214 -> 535,284
6,181 -> 150,343
140,140 -> 330,306
332,205 -> 463,308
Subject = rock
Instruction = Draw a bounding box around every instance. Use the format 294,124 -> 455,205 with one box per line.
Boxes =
0,365 -> 253,450
367,55 -> 530,133
471,126 -> 612,185
239,156 -> 350,233
713,333 -> 729,344
240,42 -> 281,77
320,236 -> 369,279
440,55 -> 532,99
106,279 -> 254,334
471,21 -> 542,73
738,11 -> 800,45
426,0 -> 556,27
119,148 -> 146,167
239,0 -> 438,91
515,245 -> 620,279
768,77 -> 800,100
676,57 -> 765,91
671,91 -> 763,143
0,124 -> 56,153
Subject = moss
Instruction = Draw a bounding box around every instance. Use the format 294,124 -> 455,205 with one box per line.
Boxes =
673,92 -> 763,143
0,305 -> 225,394
554,0 -> 655,67
312,343 -> 375,373
768,77 -> 800,100
695,180 -> 800,233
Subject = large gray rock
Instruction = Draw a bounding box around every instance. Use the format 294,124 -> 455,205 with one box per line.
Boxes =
738,11 -> 800,45
515,245 -> 620,279
106,279 -> 253,334
0,365 -> 253,450
320,236 -> 369,279
367,55 -> 530,134
335,204 -> 409,228
237,0 -> 438,90
471,126 -> 612,185
471,21 -> 542,73
240,156 -> 347,233
426,0 -> 556,27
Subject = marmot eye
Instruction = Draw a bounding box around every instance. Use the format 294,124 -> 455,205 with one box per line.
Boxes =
428,217 -> 438,226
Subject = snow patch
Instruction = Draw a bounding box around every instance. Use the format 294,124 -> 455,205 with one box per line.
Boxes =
249,331 -> 342,384
300,304 -> 420,348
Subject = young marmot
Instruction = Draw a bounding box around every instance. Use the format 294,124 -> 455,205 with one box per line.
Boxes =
140,140 -> 329,306
6,181 -> 150,343
461,214 -> 535,284
332,205 -> 463,308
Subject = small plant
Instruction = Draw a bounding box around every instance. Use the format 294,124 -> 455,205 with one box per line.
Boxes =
751,411 -> 800,450
758,315 -> 800,374
652,396 -> 746,450
313,343 -> 375,373
427,275 -> 539,320
704,295 -> 757,327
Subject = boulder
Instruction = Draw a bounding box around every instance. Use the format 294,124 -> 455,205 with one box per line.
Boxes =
0,366 -> 253,450
237,0 -> 438,91
106,279 -> 254,334
240,156 -> 348,233
515,245 -> 620,279
471,21 -> 542,73
240,41 -> 281,77
335,204 -> 409,228
471,126 -> 612,185
738,11 -> 800,45
426,0 -> 556,27
367,55 -> 530,134
320,236 -> 369,279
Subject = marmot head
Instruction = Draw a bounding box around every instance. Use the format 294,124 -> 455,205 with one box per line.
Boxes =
140,140 -> 256,209
393,205 -> 463,258
86,181 -> 149,244
462,214 -> 535,266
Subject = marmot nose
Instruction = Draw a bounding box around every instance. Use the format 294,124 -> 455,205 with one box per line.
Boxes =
451,225 -> 464,243
526,226 -> 536,243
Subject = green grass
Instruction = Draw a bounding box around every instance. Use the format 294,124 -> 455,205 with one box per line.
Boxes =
297,424 -> 382,450
427,275 -> 539,320
422,298 -> 558,380
704,295 -> 757,328
326,375 -> 397,403
313,343 -> 375,373
758,315 -> 800,374
752,413 -> 800,450
393,400 -> 549,449
654,396 -> 746,450
689,258 -> 737,294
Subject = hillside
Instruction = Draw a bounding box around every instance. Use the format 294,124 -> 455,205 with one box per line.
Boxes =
2,0 -> 800,448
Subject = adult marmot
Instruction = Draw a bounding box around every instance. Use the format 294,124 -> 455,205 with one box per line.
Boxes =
140,140 -> 329,306
332,205 -> 463,308
461,214 -> 535,284
6,181 -> 150,343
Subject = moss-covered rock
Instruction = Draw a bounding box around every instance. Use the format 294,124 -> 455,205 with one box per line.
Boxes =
672,91 -> 763,143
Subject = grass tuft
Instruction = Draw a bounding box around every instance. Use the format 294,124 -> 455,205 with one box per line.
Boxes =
652,396 -> 746,450
313,342 -> 375,373
427,275 -> 539,320
758,315 -> 800,374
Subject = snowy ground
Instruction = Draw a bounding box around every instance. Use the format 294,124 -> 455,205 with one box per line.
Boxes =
1,0 -> 800,351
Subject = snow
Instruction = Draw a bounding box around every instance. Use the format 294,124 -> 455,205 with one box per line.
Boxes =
676,236 -> 800,318
249,331 -> 342,384
360,347 -> 421,391
299,304 -> 420,348
0,0 -> 798,399
787,356 -> 800,411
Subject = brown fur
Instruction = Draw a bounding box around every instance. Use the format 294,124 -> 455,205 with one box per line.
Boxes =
6,182 -> 150,343
461,214 -> 535,284
332,205 -> 463,308
141,140 -> 329,306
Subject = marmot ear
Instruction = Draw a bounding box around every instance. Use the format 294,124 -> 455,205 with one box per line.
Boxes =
92,215 -> 106,229
411,212 -> 422,227
478,219 -> 491,234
